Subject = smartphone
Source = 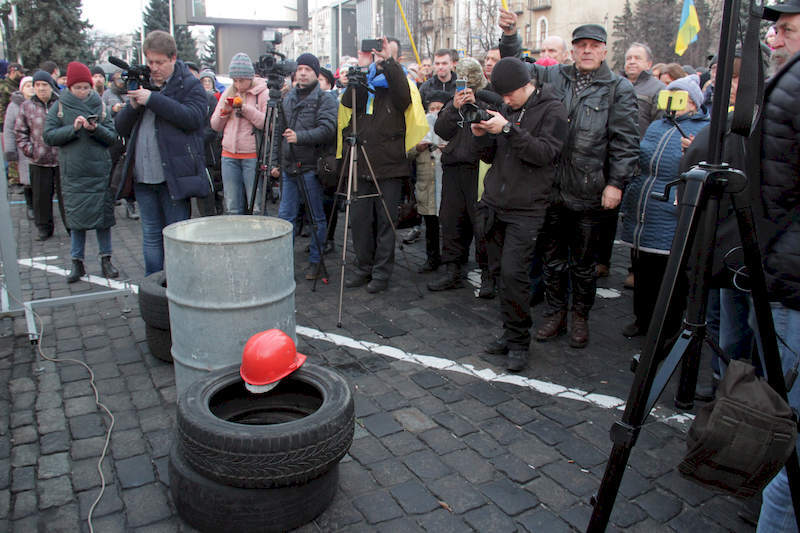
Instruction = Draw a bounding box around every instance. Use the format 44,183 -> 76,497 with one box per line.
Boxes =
657,90 -> 688,112
361,39 -> 382,53
455,79 -> 467,92
86,114 -> 98,123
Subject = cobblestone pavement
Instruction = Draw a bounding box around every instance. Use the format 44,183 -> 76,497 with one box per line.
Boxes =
0,188 -> 759,532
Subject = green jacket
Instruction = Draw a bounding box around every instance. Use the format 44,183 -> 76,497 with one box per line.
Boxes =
43,89 -> 117,230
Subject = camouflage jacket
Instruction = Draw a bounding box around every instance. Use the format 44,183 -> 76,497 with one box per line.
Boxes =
0,76 -> 19,126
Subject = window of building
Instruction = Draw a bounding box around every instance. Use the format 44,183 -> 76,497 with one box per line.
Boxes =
536,16 -> 548,49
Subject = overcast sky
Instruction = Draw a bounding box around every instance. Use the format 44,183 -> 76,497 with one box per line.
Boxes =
82,0 -> 143,34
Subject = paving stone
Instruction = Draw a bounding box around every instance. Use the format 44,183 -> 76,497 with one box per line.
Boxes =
0,488 -> 8,519
508,435 -> 560,467
10,426 -> 37,446
633,489 -> 682,523
37,452 -> 70,479
11,392 -> 34,410
667,508 -> 728,533
480,478 -> 539,516
491,454 -> 539,484
403,450 -> 453,481
338,461 -> 378,497
427,384 -> 465,403
145,429 -> 172,459
36,408 -> 67,434
377,517 -> 425,533
431,411 -> 477,437
418,428 -> 465,455
314,492 -> 364,531
64,396 -> 97,418
389,480 -> 440,514
609,498 -> 649,528
463,381 -> 511,406
8,378 -> 34,395
9,445 -> 37,468
617,465 -> 651,499
38,476 -> 73,509
449,399 -> 497,421
428,474 -> 487,514
9,411 -> 33,429
349,435 -> 392,465
560,503 -> 593,532
77,485 -> 124,519
416,508 -> 473,533
116,455 -> 155,488
461,431 -> 505,459
99,393 -> 133,412
10,467 -> 34,493
11,490 -> 36,519
110,429 -> 146,459
464,504 -> 519,533
381,431 -> 426,457
523,418 -> 572,445
121,484 -> 171,527
411,395 -> 448,416
80,513 -> 126,533
495,400 -> 537,426
523,474 -> 577,511
70,437 -> 107,460
540,461 -> 598,497
352,489 -> 404,524
654,470 -> 715,505
12,515 -> 38,532
39,431 -> 70,455
392,408 -> 437,433
374,391 -> 410,411
369,459 -> 415,487
480,417 -> 527,445
439,448 -> 495,484
68,413 -> 107,441
71,457 -> 114,492
130,389 -> 160,410
34,391 -> 62,411
354,394 -> 381,418
555,437 -> 608,467
517,508 -> 573,533
0,459 -> 8,490
138,407 -> 172,433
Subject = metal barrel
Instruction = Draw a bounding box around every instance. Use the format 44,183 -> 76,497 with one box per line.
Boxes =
163,216 -> 296,396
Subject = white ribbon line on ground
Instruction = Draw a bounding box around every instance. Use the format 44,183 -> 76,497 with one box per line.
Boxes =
19,256 -> 692,427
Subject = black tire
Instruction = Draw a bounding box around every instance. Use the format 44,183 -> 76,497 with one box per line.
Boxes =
169,444 -> 338,533
138,270 -> 169,330
145,324 -> 173,363
176,362 -> 354,489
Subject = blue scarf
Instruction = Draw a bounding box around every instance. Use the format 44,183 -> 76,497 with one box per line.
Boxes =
365,62 -> 406,114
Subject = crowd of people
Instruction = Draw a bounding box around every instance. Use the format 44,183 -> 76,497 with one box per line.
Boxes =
1,5 -> 799,527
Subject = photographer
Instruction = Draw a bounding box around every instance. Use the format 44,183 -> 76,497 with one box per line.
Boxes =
114,30 -> 209,276
210,53 -> 267,215
270,53 -> 337,280
339,37 -> 426,293
474,57 -> 568,371
429,57 -> 493,296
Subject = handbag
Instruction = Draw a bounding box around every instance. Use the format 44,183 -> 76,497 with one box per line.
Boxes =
678,359 -> 797,498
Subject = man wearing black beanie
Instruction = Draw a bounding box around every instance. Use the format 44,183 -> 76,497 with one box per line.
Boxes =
498,12 -> 640,350
472,56 -> 568,371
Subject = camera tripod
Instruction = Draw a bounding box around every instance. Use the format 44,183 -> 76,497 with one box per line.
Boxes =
332,82 -> 422,327
587,0 -> 800,529
247,78 -> 283,216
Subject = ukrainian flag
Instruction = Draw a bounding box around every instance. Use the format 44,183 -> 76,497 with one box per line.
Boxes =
675,0 -> 701,56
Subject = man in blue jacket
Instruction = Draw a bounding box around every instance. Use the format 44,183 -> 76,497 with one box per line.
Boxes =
115,30 -> 209,276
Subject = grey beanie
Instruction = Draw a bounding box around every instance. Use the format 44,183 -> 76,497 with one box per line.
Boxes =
666,74 -> 704,109
228,53 -> 254,79
199,69 -> 217,84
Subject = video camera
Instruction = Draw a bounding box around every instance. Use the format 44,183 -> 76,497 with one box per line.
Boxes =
461,90 -> 503,124
256,33 -> 296,92
108,56 -> 159,92
346,65 -> 369,87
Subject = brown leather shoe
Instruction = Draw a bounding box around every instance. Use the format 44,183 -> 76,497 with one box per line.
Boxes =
570,312 -> 589,348
624,272 -> 635,289
535,310 -> 567,341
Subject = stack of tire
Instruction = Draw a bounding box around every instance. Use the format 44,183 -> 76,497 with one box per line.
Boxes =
170,362 -> 355,532
138,271 -> 172,362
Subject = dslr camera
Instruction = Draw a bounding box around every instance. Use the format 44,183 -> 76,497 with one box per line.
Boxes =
108,56 -> 160,92
460,103 -> 492,124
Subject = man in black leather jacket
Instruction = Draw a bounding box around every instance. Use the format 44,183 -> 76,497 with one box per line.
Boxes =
499,13 -> 639,349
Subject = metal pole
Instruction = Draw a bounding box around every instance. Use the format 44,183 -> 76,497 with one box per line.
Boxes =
0,149 -> 23,315
169,0 -> 174,37
140,0 -> 146,63
338,0 -> 343,70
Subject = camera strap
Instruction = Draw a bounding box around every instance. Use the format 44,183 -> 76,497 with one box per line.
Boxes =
730,0 -> 765,136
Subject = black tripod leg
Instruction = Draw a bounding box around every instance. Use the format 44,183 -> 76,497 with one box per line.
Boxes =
588,167 -> 710,531
337,145 -> 357,327
731,184 -> 800,527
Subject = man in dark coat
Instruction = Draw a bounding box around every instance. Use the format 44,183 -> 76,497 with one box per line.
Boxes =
755,1 -> 800,529
499,14 -> 640,349
271,52 -> 337,280
418,49 -> 456,107
474,57 -> 568,371
115,30 -> 209,276
340,37 -> 418,293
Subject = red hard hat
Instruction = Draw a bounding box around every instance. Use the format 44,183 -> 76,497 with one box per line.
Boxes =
240,329 -> 306,391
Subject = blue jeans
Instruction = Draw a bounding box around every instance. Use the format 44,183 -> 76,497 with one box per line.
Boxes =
134,182 -> 190,276
278,171 -> 327,264
70,228 -> 112,260
221,157 -> 259,215
757,304 -> 800,532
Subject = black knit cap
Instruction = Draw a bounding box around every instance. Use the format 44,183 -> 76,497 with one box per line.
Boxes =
427,90 -> 451,105
32,70 -> 56,89
319,67 -> 335,88
491,57 -> 531,96
296,53 -> 320,77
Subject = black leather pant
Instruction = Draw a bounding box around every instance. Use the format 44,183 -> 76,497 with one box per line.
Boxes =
440,163 -> 487,269
350,177 -> 402,281
540,203 -> 598,317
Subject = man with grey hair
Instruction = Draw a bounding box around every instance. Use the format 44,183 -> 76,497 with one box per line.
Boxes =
624,42 -> 665,136
540,36 -> 570,64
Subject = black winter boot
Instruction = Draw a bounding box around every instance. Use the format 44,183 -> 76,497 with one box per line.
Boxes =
477,269 -> 497,299
100,256 -> 119,279
67,259 -> 85,283
427,263 -> 463,291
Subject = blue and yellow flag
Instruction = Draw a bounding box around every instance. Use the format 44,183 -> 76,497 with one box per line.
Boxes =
675,0 -> 701,56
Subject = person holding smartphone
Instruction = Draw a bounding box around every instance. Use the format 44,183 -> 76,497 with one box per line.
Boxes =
43,62 -> 120,282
